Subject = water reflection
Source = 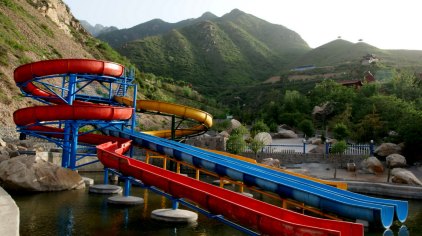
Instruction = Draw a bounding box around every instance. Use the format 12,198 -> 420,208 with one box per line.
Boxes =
58,207 -> 73,236
11,173 -> 422,236
398,225 -> 409,236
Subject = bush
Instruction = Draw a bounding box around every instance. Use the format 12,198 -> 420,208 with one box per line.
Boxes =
298,119 -> 315,138
332,123 -> 350,140
250,120 -> 269,137
226,134 -> 246,154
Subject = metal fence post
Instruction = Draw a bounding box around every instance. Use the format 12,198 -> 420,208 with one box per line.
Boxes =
302,139 -> 306,154
370,140 -> 374,156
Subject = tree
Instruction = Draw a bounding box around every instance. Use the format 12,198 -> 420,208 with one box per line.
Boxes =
330,140 -> 347,178
226,126 -> 249,155
248,139 -> 265,159
226,134 -> 247,155
250,120 -> 269,137
298,119 -> 315,138
332,123 -> 350,140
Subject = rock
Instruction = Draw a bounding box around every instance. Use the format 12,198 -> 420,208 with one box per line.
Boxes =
277,124 -> 293,132
0,154 -> 9,163
374,143 -> 401,157
0,155 -> 85,192
261,158 -> 280,168
310,138 -> 322,145
219,131 -> 230,138
6,143 -> 18,151
0,138 -> 6,147
360,156 -> 384,174
227,119 -> 241,134
9,151 -> 20,158
391,168 -> 422,186
386,154 -> 406,168
254,132 -> 272,145
308,144 -> 325,154
272,130 -> 298,139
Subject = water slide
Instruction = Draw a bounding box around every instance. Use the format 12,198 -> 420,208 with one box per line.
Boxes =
113,96 -> 348,190
12,59 -> 403,234
113,96 -> 212,138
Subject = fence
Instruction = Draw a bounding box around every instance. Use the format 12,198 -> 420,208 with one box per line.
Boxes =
227,142 -> 375,156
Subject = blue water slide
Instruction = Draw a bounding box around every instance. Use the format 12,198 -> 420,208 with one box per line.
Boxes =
102,126 -> 406,228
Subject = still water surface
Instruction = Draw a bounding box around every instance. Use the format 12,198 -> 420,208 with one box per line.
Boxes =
11,172 -> 422,236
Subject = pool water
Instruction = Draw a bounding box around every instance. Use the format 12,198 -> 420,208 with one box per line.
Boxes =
11,172 -> 422,236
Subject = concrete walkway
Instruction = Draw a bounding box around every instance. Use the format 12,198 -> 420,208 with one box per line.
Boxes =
286,162 -> 422,199
0,187 -> 19,236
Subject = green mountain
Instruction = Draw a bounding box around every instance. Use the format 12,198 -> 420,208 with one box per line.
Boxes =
99,9 -> 311,95
97,12 -> 218,48
79,20 -> 118,37
290,39 -> 422,70
0,0 -> 225,129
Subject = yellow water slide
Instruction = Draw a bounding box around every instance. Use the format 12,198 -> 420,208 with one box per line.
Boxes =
115,96 -> 346,189
114,96 -> 213,138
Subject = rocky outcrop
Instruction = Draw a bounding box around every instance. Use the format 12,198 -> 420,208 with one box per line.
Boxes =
0,155 -> 84,192
29,0 -> 86,36
272,130 -> 298,139
386,154 -> 406,168
391,168 -> 422,186
360,156 -> 384,174
254,132 -> 272,145
374,143 -> 401,157
186,134 -> 227,151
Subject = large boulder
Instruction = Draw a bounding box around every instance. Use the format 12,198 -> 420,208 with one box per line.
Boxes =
273,130 -> 298,139
254,132 -> 272,145
391,168 -> 422,186
360,156 -> 384,174
374,143 -> 401,157
227,119 -> 241,134
386,154 -> 407,168
0,155 -> 85,192
260,158 -> 280,168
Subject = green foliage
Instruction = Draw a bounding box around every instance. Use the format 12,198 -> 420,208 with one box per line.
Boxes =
231,125 -> 249,136
250,120 -> 269,137
330,140 -> 348,154
226,134 -> 246,154
248,139 -> 265,158
332,123 -> 350,140
103,10 -> 309,96
211,119 -> 231,132
298,119 -> 315,138
39,24 -> 54,38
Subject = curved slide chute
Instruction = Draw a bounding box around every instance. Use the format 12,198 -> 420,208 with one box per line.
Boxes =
114,96 -> 212,138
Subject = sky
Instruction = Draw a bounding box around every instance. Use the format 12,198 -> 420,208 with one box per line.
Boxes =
63,0 -> 422,50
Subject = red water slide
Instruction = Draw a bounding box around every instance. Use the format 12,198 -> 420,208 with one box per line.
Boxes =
97,141 -> 363,236
13,59 -> 133,134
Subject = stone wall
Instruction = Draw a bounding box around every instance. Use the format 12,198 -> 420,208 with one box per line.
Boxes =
241,152 -> 368,167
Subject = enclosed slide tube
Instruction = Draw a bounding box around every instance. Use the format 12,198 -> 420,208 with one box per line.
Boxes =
13,59 -> 134,139
101,126 -> 407,229
97,141 -> 363,236
114,96 -> 212,138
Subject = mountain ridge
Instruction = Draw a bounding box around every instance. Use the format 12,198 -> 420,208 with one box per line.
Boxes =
99,8 -> 310,95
